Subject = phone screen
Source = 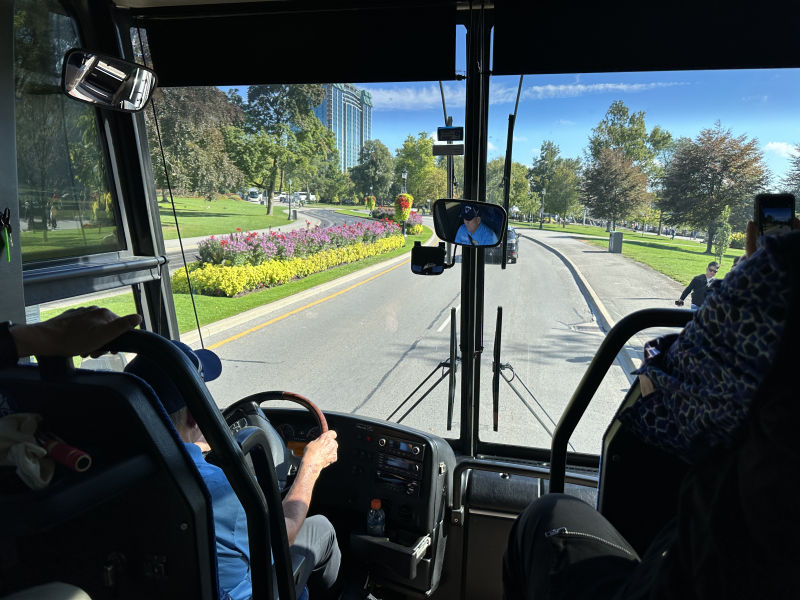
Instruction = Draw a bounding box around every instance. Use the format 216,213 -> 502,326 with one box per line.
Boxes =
756,193 -> 795,238
759,205 -> 794,235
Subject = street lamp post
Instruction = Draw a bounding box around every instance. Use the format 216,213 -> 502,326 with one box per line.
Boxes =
288,179 -> 292,220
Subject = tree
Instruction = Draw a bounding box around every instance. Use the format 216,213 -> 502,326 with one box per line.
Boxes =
588,102 -> 672,227
713,205 -> 732,262
528,141 -> 582,223
349,140 -> 394,201
146,87 -> 244,200
394,133 -> 437,201
486,158 -> 529,209
588,101 -> 668,175
313,151 -> 351,204
547,160 -> 583,226
582,148 -> 650,229
244,84 -> 325,214
660,123 -> 768,253
528,141 -> 561,221
779,144 -> 800,214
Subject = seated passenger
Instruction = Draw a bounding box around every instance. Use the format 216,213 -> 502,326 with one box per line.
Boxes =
455,204 -> 499,246
125,343 -> 341,600
503,222 -> 800,599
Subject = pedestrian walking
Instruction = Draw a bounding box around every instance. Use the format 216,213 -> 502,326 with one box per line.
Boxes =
676,261 -> 719,309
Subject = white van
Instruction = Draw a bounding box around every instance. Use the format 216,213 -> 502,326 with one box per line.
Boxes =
247,188 -> 262,203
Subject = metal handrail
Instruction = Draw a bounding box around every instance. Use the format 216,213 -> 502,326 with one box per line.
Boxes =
549,308 -> 693,493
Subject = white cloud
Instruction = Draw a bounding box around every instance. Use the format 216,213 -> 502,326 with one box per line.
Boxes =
765,141 -> 799,158
513,135 -> 528,141
487,141 -> 498,153
364,84 -> 464,111
365,80 -> 689,111
558,119 -> 576,126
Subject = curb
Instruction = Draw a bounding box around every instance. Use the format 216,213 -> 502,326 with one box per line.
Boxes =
519,232 -> 638,384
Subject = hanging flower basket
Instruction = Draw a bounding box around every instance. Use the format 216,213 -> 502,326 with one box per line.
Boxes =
394,193 -> 414,224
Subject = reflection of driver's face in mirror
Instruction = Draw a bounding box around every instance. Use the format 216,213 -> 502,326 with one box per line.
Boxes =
463,213 -> 481,233
454,204 -> 499,246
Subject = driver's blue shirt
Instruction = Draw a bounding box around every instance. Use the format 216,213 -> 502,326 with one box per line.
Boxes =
455,221 -> 498,245
184,442 -> 309,600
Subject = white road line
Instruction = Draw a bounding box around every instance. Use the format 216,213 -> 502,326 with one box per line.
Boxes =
437,306 -> 460,333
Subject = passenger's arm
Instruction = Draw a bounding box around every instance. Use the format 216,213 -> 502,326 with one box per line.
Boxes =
282,430 -> 338,545
7,307 -> 141,360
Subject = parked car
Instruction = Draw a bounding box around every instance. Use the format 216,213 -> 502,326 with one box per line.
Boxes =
485,227 -> 519,264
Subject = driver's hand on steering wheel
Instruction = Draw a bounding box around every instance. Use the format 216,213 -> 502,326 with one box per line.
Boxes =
302,430 -> 338,474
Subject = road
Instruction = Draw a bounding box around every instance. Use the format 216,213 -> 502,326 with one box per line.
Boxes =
202,231 -> 631,455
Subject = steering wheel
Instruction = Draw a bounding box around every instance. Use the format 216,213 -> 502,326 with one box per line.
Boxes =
220,391 -> 327,493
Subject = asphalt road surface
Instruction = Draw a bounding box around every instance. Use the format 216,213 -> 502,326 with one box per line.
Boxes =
203,232 -> 631,455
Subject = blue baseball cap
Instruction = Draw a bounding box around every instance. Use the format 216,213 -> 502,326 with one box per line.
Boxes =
125,340 -> 222,414
461,204 -> 479,220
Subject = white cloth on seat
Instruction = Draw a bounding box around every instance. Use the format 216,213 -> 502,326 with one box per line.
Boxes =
1,582 -> 92,599
0,413 -> 54,489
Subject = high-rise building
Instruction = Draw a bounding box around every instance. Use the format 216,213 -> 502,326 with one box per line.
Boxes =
314,83 -> 373,172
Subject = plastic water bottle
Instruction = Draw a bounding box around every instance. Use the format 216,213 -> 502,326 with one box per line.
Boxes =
366,498 -> 385,537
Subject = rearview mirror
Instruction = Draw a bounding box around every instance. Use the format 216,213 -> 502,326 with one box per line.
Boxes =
61,49 -> 157,112
432,199 -> 507,247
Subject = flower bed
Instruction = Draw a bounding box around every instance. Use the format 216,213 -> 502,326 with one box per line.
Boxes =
172,221 -> 404,297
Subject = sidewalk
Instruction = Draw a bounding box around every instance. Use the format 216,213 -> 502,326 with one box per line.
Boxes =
521,228 -> 687,375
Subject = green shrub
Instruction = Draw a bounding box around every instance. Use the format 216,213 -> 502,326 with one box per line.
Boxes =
729,231 -> 746,249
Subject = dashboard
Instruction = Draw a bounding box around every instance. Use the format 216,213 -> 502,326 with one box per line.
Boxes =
262,407 -> 455,537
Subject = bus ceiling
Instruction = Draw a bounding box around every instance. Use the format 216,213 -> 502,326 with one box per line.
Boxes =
105,0 -> 800,86
118,1 -> 460,87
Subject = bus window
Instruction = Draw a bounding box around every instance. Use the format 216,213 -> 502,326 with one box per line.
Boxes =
14,0 -> 124,264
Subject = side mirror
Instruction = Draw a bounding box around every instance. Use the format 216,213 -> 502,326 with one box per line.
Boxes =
61,49 -> 157,113
411,241 -> 450,275
432,199 -> 507,247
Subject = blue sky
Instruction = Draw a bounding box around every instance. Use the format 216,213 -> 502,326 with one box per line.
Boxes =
359,67 -> 800,185
223,61 -> 800,185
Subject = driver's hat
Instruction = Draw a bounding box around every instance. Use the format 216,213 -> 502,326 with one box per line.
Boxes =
125,340 -> 222,414
461,204 -> 479,220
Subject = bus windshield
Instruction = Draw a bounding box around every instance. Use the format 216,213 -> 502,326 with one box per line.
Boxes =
16,3 -> 800,458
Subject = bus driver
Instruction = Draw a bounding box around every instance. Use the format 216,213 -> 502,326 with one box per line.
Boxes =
126,344 -> 342,600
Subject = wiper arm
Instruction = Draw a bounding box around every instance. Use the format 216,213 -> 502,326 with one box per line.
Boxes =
386,308 -> 460,429
491,306 -> 575,451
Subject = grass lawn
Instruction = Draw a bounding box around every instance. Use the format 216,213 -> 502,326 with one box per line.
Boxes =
159,197 -> 292,240
42,227 -> 433,333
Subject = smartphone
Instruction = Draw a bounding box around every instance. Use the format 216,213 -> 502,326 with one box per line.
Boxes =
754,193 -> 795,239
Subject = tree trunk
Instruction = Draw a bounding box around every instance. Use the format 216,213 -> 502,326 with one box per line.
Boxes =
657,210 -> 662,236
705,224 -> 714,254
266,157 -> 279,216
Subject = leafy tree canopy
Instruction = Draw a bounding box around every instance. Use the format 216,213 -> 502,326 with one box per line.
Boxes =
582,147 -> 650,227
660,122 -> 768,250
349,140 -> 394,201
588,100 -> 671,178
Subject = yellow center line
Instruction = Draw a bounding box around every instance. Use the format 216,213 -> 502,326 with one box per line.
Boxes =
207,258 -> 410,350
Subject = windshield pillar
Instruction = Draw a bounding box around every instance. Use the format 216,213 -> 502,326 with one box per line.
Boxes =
459,11 -> 491,456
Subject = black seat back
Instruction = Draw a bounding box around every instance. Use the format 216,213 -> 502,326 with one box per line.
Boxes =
0,361 -> 218,599
597,380 -> 689,555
